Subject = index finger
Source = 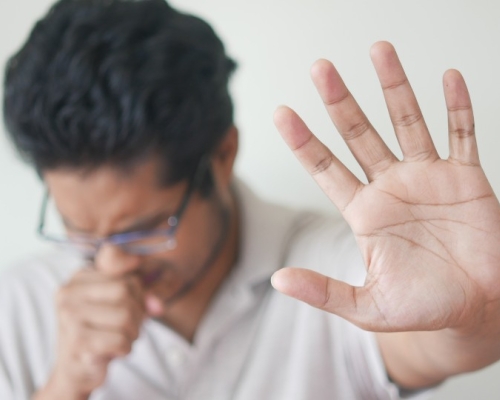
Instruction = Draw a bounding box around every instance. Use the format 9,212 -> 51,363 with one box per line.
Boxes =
274,106 -> 364,213
66,270 -> 145,306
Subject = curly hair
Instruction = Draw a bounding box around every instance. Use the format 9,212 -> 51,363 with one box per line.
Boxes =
3,0 -> 237,193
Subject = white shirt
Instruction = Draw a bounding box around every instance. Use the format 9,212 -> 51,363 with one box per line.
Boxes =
0,180 -> 432,400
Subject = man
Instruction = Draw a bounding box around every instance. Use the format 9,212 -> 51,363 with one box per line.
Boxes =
1,0 -> 500,399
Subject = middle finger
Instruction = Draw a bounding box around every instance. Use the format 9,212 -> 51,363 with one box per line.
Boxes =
370,41 -> 439,162
311,58 -> 398,181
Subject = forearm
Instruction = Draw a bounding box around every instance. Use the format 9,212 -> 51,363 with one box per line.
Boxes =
377,322 -> 500,389
33,390 -> 88,400
33,389 -> 89,400
32,374 -> 90,400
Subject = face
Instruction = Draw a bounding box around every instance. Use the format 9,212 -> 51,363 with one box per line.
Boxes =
44,129 -> 238,307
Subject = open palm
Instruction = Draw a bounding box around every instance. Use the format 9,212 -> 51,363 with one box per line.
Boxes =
272,42 -> 500,333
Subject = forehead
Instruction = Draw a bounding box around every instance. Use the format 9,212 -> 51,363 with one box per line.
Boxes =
43,160 -> 185,234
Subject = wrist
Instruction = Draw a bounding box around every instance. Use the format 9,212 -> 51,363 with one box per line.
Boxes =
34,370 -> 90,400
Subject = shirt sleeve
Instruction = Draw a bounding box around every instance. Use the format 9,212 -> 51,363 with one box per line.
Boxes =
341,321 -> 435,400
0,270 -> 36,400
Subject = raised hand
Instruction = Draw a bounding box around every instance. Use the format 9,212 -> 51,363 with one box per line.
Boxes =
272,41 -> 500,336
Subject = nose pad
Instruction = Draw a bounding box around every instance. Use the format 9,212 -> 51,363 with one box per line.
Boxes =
94,243 -> 142,277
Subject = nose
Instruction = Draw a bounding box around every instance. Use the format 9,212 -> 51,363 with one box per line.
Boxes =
94,243 -> 143,277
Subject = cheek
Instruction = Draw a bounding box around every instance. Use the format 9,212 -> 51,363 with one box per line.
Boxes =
141,198 -> 228,299
141,258 -> 182,300
171,204 -> 221,261
140,254 -> 198,299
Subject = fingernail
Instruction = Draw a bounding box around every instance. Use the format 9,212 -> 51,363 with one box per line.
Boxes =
145,295 -> 164,316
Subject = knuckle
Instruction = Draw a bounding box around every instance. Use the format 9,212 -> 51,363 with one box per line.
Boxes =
404,149 -> 434,162
382,78 -> 407,91
343,120 -> 370,141
392,112 -> 422,128
451,126 -> 475,139
112,283 -> 130,301
310,155 -> 334,176
118,308 -> 136,328
323,90 -> 349,107
366,157 -> 393,177
88,336 -> 108,356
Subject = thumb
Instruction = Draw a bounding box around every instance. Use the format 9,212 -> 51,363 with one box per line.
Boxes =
271,267 -> 375,330
145,294 -> 165,317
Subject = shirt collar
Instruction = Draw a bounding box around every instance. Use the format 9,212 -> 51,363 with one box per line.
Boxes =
228,178 -> 302,289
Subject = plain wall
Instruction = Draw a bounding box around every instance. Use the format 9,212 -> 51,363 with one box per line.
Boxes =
1,0 -> 499,398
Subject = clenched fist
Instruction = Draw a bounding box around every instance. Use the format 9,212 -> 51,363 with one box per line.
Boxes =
34,268 -> 146,400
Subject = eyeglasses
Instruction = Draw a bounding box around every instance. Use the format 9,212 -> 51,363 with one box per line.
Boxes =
37,155 -> 210,259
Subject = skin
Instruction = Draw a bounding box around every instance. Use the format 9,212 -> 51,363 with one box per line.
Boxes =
33,40 -> 500,397
272,41 -> 500,389
33,128 -> 240,400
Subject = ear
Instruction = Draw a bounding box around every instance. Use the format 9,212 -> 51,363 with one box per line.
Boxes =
210,125 -> 239,190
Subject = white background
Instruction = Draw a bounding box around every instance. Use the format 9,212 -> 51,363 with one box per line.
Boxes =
1,0 -> 500,397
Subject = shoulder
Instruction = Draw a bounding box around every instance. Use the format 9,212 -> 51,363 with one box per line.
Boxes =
0,251 -> 82,292
0,250 -> 82,308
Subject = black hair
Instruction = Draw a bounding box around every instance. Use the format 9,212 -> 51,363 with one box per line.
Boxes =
3,0 -> 237,194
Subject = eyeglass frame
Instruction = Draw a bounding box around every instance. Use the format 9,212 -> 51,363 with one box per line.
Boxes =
36,154 -> 211,257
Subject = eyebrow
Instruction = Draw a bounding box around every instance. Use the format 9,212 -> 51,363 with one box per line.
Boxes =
62,210 -> 173,236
